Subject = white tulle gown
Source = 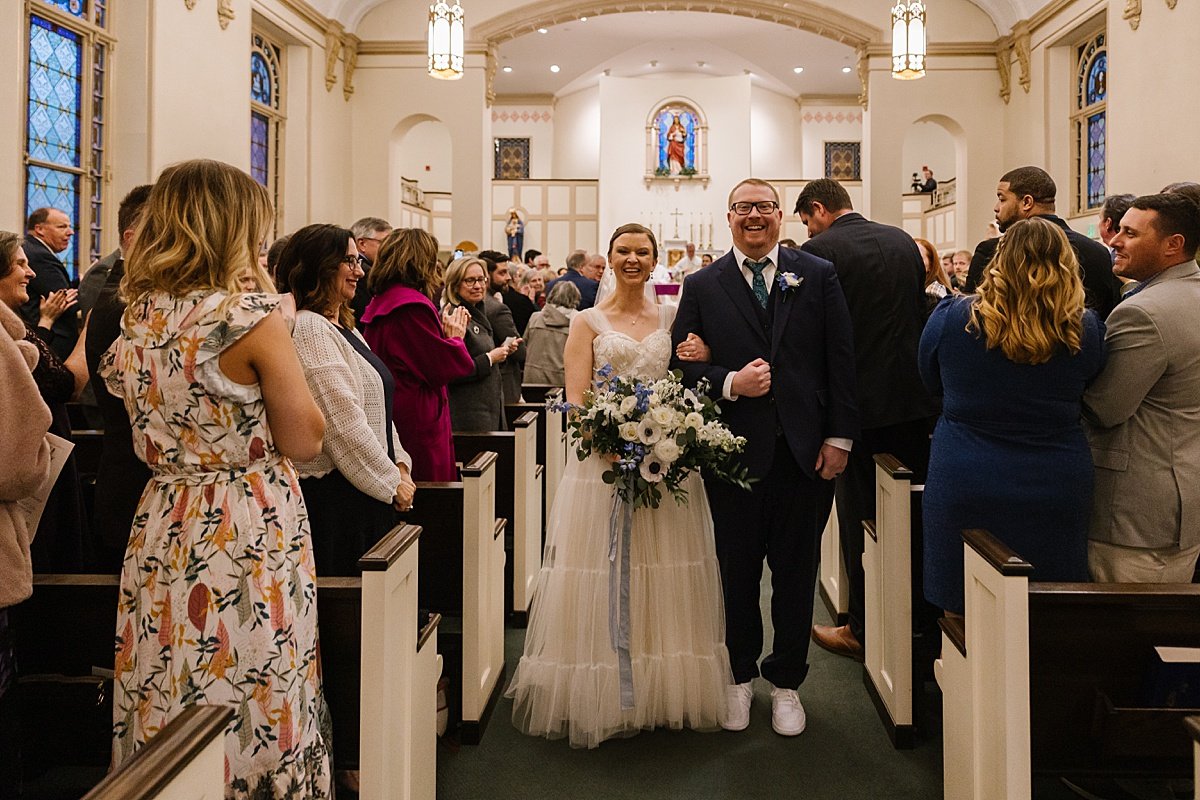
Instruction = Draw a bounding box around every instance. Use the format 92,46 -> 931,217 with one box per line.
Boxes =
506,305 -> 731,748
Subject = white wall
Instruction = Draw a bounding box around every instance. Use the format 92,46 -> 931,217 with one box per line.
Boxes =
750,85 -> 803,179
551,87 -> 600,179
798,100 -> 863,180
1,2 -> 27,228
901,121 -> 957,193
598,75 -> 751,253
395,119 -> 454,193
491,100 -> 554,179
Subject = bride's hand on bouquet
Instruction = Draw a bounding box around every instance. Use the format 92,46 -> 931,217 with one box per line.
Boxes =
675,332 -> 711,363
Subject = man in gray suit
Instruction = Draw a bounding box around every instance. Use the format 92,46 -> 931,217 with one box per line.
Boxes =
1083,192 -> 1200,582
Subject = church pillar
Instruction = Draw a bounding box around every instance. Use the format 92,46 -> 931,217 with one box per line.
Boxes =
1,1 -> 24,226
862,47 -> 1007,250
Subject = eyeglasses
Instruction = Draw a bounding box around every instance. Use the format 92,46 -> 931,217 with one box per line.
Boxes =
358,236 -> 387,244
339,255 -> 362,267
459,276 -> 488,286
730,201 -> 779,215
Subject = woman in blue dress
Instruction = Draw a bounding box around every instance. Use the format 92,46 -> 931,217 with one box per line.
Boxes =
921,217 -> 1107,614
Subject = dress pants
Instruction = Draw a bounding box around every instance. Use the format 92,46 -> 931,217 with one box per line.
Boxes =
706,436 -> 835,689
834,417 -> 935,644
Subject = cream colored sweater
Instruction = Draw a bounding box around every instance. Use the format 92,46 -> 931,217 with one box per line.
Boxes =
291,310 -> 411,504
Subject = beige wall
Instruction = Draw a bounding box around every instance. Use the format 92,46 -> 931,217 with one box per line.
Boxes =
750,86 -> 804,179
798,99 -> 864,180
551,87 -> 600,179
1,2 -> 25,229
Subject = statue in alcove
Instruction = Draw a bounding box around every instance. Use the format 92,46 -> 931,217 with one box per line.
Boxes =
505,209 -> 524,259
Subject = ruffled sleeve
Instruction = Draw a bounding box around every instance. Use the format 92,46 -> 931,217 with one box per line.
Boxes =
192,292 -> 281,403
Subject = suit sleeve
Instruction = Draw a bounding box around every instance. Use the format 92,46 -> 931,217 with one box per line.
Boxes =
669,277 -> 731,399
964,239 -> 996,293
821,266 -> 860,440
1081,303 -> 1164,428
490,300 -> 526,365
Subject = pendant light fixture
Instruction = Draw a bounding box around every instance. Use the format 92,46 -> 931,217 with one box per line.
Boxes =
428,1 -> 464,80
891,0 -> 927,80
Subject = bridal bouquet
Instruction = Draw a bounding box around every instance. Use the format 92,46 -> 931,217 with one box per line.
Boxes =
556,365 -> 751,510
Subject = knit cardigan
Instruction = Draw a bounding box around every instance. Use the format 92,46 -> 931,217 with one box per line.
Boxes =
291,310 -> 411,504
0,302 -> 52,609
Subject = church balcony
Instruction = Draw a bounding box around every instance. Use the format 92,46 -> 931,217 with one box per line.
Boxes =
902,177 -> 957,255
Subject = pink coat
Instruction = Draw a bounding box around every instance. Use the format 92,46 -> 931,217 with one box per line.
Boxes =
362,285 -> 475,482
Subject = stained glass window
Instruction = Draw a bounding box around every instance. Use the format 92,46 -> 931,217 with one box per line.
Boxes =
250,32 -> 285,234
1073,31 -> 1106,213
494,138 -> 530,180
655,107 -> 698,176
24,8 -> 109,278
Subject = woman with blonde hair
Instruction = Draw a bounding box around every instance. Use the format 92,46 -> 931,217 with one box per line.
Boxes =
919,217 -> 1106,614
361,228 -> 476,481
101,159 -> 331,796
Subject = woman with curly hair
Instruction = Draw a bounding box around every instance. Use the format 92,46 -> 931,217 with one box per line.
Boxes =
919,217 -> 1107,614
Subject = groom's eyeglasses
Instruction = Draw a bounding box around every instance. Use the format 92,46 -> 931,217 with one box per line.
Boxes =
729,201 -> 779,215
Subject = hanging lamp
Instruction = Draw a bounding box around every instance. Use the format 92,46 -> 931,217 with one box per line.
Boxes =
428,1 -> 464,80
891,0 -> 927,80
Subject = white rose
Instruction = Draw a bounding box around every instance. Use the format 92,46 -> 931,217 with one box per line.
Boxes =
685,412 -> 705,430
619,422 -> 640,442
653,438 -> 681,464
620,395 -> 638,416
650,405 -> 674,426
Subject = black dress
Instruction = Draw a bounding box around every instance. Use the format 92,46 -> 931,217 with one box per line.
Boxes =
299,327 -> 398,577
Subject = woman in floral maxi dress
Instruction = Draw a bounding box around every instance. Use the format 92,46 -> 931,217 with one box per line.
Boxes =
101,160 -> 331,798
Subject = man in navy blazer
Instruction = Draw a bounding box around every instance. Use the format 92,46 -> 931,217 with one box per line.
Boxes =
671,178 -> 858,736
546,250 -> 599,310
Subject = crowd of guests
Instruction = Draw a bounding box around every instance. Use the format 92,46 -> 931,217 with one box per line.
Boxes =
1,156 -> 1198,795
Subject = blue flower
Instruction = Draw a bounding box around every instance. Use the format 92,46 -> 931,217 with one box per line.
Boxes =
776,271 -> 804,295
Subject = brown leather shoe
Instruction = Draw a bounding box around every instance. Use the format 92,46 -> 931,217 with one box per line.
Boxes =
811,624 -> 864,662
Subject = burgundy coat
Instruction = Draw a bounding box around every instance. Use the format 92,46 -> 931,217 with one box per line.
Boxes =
362,285 -> 474,482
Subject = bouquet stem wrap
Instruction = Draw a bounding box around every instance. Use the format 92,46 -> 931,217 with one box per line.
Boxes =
608,492 -> 635,711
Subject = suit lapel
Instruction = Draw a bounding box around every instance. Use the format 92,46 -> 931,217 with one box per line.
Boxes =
716,257 -> 770,347
770,262 -> 793,362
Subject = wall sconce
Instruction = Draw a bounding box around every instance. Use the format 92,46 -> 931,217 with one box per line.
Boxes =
428,1 -> 464,80
891,0 -> 927,80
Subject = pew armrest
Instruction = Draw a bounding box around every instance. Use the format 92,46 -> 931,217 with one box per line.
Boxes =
461,451 -> 498,477
938,616 -> 966,658
82,705 -> 233,800
963,528 -> 1034,576
419,612 -> 441,652
863,519 -> 877,543
359,524 -> 421,572
494,518 -> 506,541
873,453 -> 913,478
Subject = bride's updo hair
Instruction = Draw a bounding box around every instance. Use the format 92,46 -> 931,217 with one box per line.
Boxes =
607,223 -> 658,263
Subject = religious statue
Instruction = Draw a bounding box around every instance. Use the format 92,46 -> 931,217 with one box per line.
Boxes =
666,114 -> 687,176
505,209 -> 525,259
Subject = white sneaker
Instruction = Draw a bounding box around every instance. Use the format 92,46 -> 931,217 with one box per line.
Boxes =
770,687 -> 806,736
722,682 -> 753,731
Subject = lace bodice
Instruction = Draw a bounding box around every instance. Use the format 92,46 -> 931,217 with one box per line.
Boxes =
582,305 -> 674,382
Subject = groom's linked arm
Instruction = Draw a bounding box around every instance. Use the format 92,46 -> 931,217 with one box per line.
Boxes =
820,265 -> 861,442
670,281 -> 729,400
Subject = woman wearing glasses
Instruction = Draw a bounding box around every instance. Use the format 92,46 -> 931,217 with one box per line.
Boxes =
442,256 -> 521,432
280,224 -> 416,576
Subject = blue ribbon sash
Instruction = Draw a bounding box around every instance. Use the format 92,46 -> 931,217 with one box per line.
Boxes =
608,493 -> 635,711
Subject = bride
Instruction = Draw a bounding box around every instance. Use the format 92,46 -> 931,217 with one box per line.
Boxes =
506,223 -> 731,748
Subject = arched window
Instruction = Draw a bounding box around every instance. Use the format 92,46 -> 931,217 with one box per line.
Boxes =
24,0 -> 112,278
251,31 -> 284,234
1072,31 -> 1106,213
644,99 -> 708,187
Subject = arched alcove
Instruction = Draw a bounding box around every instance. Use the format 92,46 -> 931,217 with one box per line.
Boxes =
389,113 -> 452,236
901,114 -> 969,250
645,97 -> 708,186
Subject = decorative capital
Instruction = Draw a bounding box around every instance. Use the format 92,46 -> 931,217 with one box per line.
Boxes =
856,46 -> 869,110
1012,24 -> 1032,93
217,0 -> 234,29
486,45 -> 498,108
324,25 -> 344,92
996,41 -> 1012,104
1123,0 -> 1143,26
184,0 -> 196,9
342,35 -> 359,101
1165,0 -> 1177,9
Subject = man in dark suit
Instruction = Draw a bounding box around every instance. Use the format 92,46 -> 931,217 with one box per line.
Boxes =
671,178 -> 858,737
795,179 -> 938,663
349,216 -> 392,323
546,250 -> 599,310
965,166 -> 1122,318
479,250 -> 529,404
20,207 -> 78,359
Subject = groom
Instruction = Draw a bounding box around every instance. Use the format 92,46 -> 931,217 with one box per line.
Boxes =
670,178 -> 858,736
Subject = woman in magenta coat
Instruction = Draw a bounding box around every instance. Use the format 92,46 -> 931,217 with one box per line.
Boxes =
361,229 -> 474,482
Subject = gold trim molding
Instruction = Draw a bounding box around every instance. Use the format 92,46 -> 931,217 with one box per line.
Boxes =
217,0 -> 234,29
324,23 -> 344,91
1123,0 -> 1142,28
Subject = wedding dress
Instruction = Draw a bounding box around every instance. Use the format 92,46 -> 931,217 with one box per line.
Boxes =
506,304 -> 731,748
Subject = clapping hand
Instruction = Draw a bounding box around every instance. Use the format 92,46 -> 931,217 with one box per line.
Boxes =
441,305 -> 469,339
675,332 -> 711,363
39,288 -> 78,327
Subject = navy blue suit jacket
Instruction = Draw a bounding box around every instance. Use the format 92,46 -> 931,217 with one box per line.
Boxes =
670,247 -> 859,479
547,268 -> 599,310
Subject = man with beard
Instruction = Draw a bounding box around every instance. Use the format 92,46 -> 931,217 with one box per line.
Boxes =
964,166 -> 1121,318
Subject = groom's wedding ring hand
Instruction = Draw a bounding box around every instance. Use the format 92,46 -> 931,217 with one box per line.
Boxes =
815,442 -> 850,481
675,332 -> 711,363
731,358 -> 772,398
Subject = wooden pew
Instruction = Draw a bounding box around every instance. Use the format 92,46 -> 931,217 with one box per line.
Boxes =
936,529 -> 1200,799
506,392 -> 567,542
70,428 -> 104,477
862,454 -> 920,748
1188,716 -> 1200,788
81,705 -> 232,800
399,452 -> 505,744
13,525 -> 441,796
818,499 -> 850,626
454,412 -> 543,624
520,384 -> 569,524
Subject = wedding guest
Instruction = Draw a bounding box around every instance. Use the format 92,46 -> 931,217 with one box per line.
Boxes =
522,281 -> 580,386
915,237 -> 951,315
0,232 -> 89,573
361,228 -> 476,481
265,234 -> 291,287
281,224 -> 416,576
442,256 -> 520,432
519,268 -> 546,309
101,159 -> 331,794
20,208 -> 78,359
0,299 -> 53,799
920,218 -> 1105,615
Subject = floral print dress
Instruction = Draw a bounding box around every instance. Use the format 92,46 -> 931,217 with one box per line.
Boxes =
101,291 -> 331,799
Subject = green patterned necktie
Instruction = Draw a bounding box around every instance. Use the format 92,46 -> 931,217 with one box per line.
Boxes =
744,258 -> 770,309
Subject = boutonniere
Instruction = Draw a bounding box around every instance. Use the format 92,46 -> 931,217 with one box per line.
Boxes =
776,271 -> 804,295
